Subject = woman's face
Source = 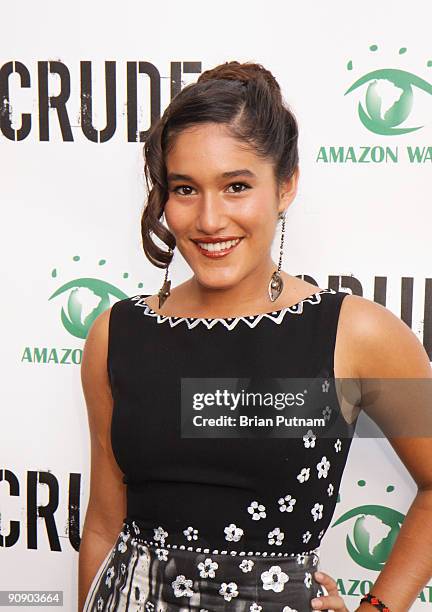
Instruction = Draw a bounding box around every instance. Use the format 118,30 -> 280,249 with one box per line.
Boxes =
164,122 -> 298,289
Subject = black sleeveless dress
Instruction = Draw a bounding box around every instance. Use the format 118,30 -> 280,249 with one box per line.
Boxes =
83,288 -> 358,611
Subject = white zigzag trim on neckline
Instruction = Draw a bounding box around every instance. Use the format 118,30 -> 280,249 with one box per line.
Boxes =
130,288 -> 336,330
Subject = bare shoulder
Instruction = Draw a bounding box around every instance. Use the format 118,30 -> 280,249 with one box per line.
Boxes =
338,293 -> 431,378
86,306 -> 112,341
81,308 -> 112,380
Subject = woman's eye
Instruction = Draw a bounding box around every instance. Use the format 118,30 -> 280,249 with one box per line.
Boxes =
172,185 -> 195,196
171,182 -> 251,196
226,182 -> 251,193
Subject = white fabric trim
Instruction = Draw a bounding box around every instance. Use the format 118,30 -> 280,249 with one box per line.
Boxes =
130,288 -> 336,330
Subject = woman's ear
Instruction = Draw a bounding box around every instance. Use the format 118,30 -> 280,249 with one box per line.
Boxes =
278,166 -> 300,214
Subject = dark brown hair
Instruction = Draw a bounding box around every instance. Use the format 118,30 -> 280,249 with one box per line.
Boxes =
141,60 -> 299,268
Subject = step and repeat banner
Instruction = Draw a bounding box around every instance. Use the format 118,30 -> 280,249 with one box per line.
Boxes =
1,1 -> 432,609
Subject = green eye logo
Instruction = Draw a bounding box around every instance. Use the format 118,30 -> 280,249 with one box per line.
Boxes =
49,278 -> 128,339
345,68 -> 432,135
332,503 -> 404,570
344,46 -> 432,135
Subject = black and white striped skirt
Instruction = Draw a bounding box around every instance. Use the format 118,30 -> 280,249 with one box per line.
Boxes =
83,519 -> 327,611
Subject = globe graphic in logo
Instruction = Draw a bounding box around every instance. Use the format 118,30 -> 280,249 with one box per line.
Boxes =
365,79 -> 413,128
345,67 -> 432,135
49,279 -> 128,339
332,504 -> 404,570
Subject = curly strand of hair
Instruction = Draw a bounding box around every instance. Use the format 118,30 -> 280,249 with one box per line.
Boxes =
141,117 -> 176,269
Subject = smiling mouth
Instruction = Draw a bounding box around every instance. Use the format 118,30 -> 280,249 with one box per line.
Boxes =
193,237 -> 243,257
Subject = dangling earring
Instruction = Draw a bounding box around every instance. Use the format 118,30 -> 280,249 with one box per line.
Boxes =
268,211 -> 286,302
158,248 -> 173,308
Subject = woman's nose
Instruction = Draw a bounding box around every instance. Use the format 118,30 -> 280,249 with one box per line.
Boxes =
195,194 -> 228,232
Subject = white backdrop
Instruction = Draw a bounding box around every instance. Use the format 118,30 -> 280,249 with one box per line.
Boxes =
1,1 -> 432,609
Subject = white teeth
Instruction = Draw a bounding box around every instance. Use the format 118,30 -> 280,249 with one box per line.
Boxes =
197,238 -> 241,252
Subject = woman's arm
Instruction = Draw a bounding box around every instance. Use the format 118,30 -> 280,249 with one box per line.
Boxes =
78,307 -> 127,611
348,296 -> 432,612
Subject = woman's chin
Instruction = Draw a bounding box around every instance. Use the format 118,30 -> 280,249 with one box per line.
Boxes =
191,270 -> 243,291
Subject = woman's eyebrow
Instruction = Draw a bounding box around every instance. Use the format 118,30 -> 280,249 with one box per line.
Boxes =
167,169 -> 257,182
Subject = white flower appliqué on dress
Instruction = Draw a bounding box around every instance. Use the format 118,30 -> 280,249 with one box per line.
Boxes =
171,574 -> 194,598
260,565 -> 289,592
117,531 -> 130,553
224,523 -> 244,542
155,548 -> 168,561
297,467 -> 310,483
303,429 -> 316,448
239,559 -> 254,573
316,456 -> 330,478
302,530 -> 312,543
219,582 -> 239,601
278,495 -> 297,512
153,526 -> 168,545
197,557 -> 218,578
267,527 -> 285,546
322,406 -> 332,421
321,379 -> 330,393
247,500 -> 267,520
105,566 -> 115,588
311,503 -> 324,522
183,525 -> 198,540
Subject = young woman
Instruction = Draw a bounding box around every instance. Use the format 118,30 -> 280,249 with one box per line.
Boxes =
78,61 -> 432,611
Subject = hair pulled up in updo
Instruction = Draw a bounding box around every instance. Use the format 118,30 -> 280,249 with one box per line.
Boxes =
141,60 -> 299,269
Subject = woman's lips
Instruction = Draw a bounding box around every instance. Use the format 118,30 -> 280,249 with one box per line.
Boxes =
194,239 -> 243,258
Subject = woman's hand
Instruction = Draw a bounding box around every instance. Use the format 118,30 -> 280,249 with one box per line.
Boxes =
311,570 -> 350,611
